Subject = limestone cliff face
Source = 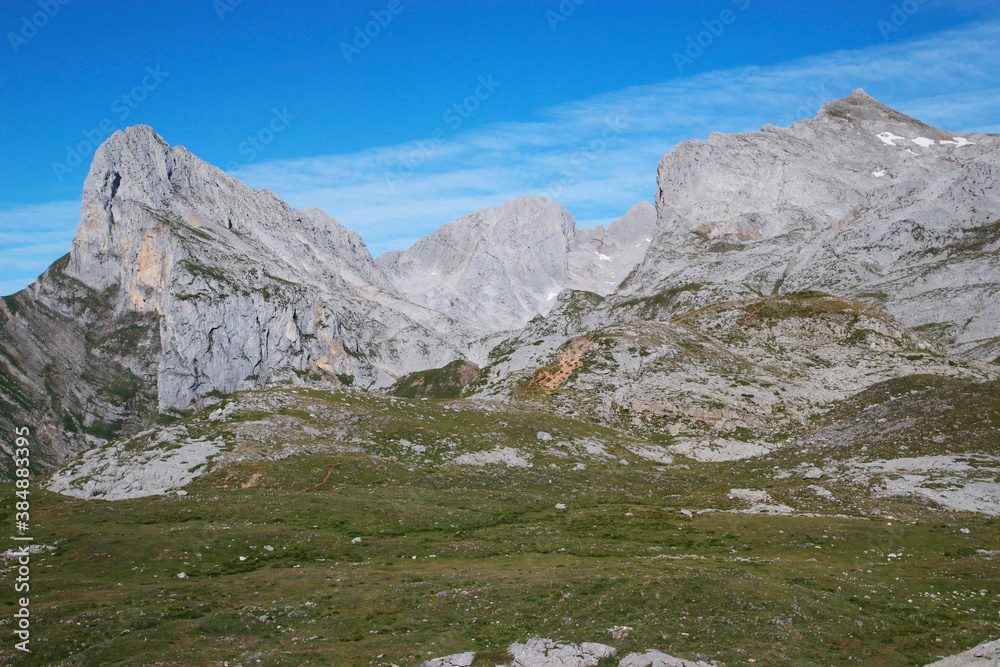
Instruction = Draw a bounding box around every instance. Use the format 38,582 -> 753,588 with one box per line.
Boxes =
0,127 -> 469,474
376,197 -> 656,333
61,125 -> 476,412
633,89 -> 1000,360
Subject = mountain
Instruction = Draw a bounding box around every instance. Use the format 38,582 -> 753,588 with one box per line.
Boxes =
0,127 -> 463,473
2,89 -> 999,476
376,197 -> 656,333
0,128 -> 650,475
627,89 -> 1000,361
3,90 -> 1000,667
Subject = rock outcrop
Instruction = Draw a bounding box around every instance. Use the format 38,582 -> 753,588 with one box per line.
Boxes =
925,637 -> 1000,666
420,640 -> 714,667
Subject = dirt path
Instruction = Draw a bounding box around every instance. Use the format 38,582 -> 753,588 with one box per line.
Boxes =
302,463 -> 340,491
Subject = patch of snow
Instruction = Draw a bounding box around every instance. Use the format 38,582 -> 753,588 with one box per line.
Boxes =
546,292 -> 558,301
912,137 -> 936,148
939,136 -> 973,147
873,170 -> 886,178
596,252 -> 611,261
877,132 -> 905,146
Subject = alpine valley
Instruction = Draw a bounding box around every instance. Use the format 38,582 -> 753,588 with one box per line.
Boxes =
1,90 -> 998,666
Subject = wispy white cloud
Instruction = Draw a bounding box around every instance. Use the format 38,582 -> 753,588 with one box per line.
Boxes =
3,19 -> 999,292
0,201 -> 79,296
229,19 -> 1000,256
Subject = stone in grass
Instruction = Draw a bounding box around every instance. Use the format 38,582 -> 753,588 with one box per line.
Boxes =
508,638 -> 616,666
420,652 -> 476,667
809,485 -> 834,499
803,468 -> 825,480
176,572 -> 188,579
618,649 -> 714,667
537,431 -> 553,441
728,488 -> 772,504
352,537 -> 362,544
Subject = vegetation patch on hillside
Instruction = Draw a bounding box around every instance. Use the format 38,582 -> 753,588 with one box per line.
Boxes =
391,360 -> 480,399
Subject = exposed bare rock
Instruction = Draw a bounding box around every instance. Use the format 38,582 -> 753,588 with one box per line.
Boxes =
421,652 -> 476,667
618,650 -> 713,667
627,88 -> 1000,361
925,637 -> 1000,666
377,197 -> 655,333
507,638 -> 617,667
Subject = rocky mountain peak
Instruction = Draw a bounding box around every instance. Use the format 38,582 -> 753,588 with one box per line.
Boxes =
815,88 -> 949,139
376,195 -> 655,333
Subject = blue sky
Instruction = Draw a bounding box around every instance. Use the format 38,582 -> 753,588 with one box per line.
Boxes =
2,0 -> 1000,295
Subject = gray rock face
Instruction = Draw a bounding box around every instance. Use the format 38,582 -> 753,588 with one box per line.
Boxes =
507,637 -> 617,666
65,125 -> 472,411
46,427 -> 224,500
630,88 -> 1000,360
925,637 -> 1000,666
0,126 -> 472,474
421,652 -> 476,667
618,650 -> 712,667
472,288 -> 997,454
377,197 -> 655,333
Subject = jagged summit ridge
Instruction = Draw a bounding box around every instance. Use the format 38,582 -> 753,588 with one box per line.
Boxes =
377,196 -> 656,332
642,90 -> 999,359
68,124 -> 381,310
